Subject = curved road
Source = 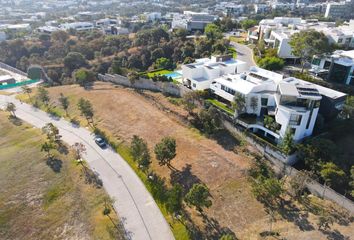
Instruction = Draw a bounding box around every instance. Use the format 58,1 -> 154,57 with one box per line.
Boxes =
230,42 -> 256,69
0,95 -> 174,240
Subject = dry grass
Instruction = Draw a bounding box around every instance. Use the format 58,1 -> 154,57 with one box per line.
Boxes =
0,112 -> 124,240
16,82 -> 354,240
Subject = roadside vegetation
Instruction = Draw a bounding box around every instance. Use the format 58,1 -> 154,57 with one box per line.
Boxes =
0,112 -> 124,240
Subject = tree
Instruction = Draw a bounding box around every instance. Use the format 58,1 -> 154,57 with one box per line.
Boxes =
219,234 -> 235,240
154,137 -> 176,167
42,123 -> 61,143
240,19 -> 258,30
252,177 -> 284,205
41,141 -> 56,158
342,95 -> 354,119
6,102 -> 16,117
320,162 -> 346,189
280,128 -> 295,155
289,170 -> 310,200
350,166 -> 354,197
77,98 -> 94,123
205,23 -> 223,42
185,183 -> 212,212
63,52 -> 88,72
166,184 -> 183,214
257,56 -> 284,71
21,85 -> 32,102
197,106 -> 222,135
73,68 -> 95,87
127,71 -> 139,87
232,92 -> 245,116
289,30 -> 331,72
71,142 -> 86,160
182,91 -> 200,114
250,96 -> 258,114
37,86 -> 50,106
155,57 -> 173,70
51,31 -> 69,43
58,93 -> 70,116
317,210 -> 334,230
131,135 -> 151,171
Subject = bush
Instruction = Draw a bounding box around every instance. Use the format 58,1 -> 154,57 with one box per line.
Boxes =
257,56 -> 284,71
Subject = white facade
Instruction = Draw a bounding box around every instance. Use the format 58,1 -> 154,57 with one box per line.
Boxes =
171,11 -> 216,32
209,67 -> 345,142
60,22 -> 94,31
267,30 -> 298,59
182,56 -> 247,91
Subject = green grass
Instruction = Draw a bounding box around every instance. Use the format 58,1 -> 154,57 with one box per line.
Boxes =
229,36 -> 246,44
207,99 -> 234,115
228,47 -> 237,59
116,144 -> 190,240
0,113 -> 123,240
146,69 -> 173,78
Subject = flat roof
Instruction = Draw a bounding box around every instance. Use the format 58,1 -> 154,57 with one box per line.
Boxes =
279,83 -> 299,97
0,75 -> 14,81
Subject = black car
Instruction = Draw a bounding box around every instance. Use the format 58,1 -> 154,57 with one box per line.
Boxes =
94,136 -> 107,148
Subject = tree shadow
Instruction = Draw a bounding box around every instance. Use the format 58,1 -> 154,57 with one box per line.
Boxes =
275,199 -> 315,231
8,115 -> 22,126
46,158 -> 63,173
81,166 -> 103,188
170,164 -> 201,194
320,229 -> 349,240
211,129 -> 240,151
201,213 -> 238,239
57,141 -> 69,155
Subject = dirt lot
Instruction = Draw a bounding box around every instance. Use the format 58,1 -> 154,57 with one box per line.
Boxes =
0,112 -> 124,240
18,82 -> 354,239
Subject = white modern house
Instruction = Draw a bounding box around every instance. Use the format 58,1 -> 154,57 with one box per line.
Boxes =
266,30 -> 298,59
60,22 -> 94,31
311,49 -> 354,85
209,66 -> 346,143
181,56 -> 247,90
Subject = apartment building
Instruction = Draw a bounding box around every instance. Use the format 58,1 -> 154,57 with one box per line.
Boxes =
324,0 -> 354,20
60,22 -> 94,31
181,55 -> 247,90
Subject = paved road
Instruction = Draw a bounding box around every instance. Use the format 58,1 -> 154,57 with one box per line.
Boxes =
230,42 -> 256,69
0,95 -> 175,240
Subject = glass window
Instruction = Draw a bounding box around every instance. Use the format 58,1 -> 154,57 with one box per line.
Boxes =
289,114 -> 302,126
261,97 -> 268,106
312,58 -> 321,66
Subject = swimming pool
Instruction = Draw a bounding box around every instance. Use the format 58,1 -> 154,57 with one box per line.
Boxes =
163,72 -> 182,79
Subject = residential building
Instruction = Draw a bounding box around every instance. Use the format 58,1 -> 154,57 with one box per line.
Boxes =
254,4 -> 271,14
171,11 -> 217,32
209,67 -> 346,142
181,55 -> 247,90
324,0 -> 354,20
225,4 -> 245,17
37,26 -> 60,34
266,30 -> 298,59
60,22 -> 94,31
311,50 -> 354,86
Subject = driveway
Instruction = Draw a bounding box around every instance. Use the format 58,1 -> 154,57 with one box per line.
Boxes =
0,95 -> 175,240
230,42 -> 256,69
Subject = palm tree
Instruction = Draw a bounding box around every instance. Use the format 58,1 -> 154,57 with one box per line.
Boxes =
6,102 -> 16,117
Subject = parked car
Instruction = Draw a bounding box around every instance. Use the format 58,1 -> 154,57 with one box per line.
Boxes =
94,136 -> 107,148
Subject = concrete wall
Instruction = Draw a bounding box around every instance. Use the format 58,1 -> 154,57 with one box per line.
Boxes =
98,73 -> 191,97
222,118 -> 354,215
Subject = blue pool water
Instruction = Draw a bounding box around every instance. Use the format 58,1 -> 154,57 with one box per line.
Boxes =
164,72 -> 182,79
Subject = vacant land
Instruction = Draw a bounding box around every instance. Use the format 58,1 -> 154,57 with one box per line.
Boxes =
0,112 -> 124,240
16,82 -> 354,239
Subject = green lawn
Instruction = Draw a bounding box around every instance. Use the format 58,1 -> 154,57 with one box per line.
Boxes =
207,99 -> 234,115
0,112 -> 123,240
146,69 -> 173,78
228,47 -> 237,59
116,144 -> 190,240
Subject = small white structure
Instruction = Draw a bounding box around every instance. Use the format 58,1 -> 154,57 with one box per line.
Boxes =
60,22 -> 94,31
181,56 -> 247,90
37,26 -> 60,34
